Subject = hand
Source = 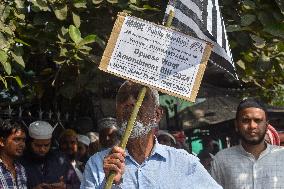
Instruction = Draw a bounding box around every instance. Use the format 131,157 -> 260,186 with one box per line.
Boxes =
49,176 -> 66,189
103,146 -> 126,184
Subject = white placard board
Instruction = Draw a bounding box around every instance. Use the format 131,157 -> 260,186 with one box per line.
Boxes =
99,13 -> 212,102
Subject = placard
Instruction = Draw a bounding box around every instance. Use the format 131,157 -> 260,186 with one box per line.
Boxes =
99,13 -> 212,102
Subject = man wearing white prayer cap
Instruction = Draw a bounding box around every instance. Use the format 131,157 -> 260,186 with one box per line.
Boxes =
77,134 -> 91,164
20,121 -> 73,189
86,132 -> 100,155
98,117 -> 120,149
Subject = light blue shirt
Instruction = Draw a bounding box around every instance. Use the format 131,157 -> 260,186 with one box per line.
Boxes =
81,142 -> 222,189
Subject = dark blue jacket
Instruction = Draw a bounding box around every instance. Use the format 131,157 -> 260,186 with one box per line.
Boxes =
20,150 -> 80,189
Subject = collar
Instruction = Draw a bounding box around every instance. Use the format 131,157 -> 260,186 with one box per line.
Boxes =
125,138 -> 167,160
151,138 -> 168,159
238,142 -> 272,159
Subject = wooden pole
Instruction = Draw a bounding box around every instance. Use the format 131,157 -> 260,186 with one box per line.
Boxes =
104,87 -> 147,189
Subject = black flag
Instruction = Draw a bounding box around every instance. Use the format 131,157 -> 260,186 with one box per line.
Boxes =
164,0 -> 238,81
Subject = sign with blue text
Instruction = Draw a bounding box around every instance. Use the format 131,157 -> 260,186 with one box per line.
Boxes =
99,13 -> 212,102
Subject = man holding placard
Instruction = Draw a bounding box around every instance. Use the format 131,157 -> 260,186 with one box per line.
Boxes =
81,81 -> 222,189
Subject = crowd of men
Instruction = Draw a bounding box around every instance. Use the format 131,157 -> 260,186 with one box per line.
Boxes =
1,81 -> 284,189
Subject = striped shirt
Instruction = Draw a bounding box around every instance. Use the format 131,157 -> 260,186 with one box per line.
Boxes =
0,159 -> 27,189
210,144 -> 284,189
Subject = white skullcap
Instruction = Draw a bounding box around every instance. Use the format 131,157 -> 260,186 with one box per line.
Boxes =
157,130 -> 176,144
86,132 -> 99,143
29,121 -> 54,140
98,117 -> 117,132
77,134 -> 91,146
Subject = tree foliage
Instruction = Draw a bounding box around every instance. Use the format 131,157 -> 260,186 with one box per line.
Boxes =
0,0 -> 283,111
0,0 -> 164,112
221,0 -> 284,105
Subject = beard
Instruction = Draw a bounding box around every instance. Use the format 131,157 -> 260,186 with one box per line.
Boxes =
237,130 -> 266,145
119,120 -> 157,139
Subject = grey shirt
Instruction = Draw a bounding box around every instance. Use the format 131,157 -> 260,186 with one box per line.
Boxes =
210,144 -> 284,189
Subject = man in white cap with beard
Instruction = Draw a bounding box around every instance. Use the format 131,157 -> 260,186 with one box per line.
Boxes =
97,117 -> 120,150
81,81 -> 222,189
20,121 -> 71,189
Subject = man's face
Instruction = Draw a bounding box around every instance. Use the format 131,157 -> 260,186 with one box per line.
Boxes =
30,139 -> 51,157
236,107 -> 268,145
0,129 -> 26,158
77,142 -> 88,159
60,136 -> 78,157
99,128 -> 119,148
116,82 -> 161,138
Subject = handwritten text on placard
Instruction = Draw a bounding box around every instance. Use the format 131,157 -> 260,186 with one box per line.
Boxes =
107,16 -> 207,98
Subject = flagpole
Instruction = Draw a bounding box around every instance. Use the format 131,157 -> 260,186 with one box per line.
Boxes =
104,10 -> 175,189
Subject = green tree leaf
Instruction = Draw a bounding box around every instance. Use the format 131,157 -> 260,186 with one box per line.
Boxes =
14,11 -> 25,20
0,33 -> 8,49
257,11 -> 273,27
14,38 -> 30,46
263,23 -> 284,39
92,0 -> 104,5
73,0 -> 87,8
72,11 -> 81,27
242,0 -> 256,10
241,14 -> 256,26
0,76 -> 8,88
15,0 -> 25,9
33,0 -> 50,11
15,76 -> 23,88
250,34 -> 266,48
107,0 -> 118,4
1,5 -> 11,22
0,50 -> 8,64
226,25 -> 243,32
236,60 -> 246,70
78,34 -> 98,47
69,25 -> 82,44
143,5 -> 159,11
11,51 -> 25,68
0,50 -> 11,75
52,4 -> 67,20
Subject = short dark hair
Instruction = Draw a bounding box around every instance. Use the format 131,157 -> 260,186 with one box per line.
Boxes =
236,98 -> 268,120
0,119 -> 25,139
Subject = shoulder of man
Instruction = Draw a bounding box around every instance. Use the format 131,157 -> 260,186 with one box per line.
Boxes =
160,145 -> 199,162
87,148 -> 111,164
213,145 -> 240,160
269,145 -> 284,154
14,161 -> 26,174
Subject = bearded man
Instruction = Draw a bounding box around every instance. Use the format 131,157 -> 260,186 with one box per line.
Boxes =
81,81 -> 221,189
210,98 -> 284,189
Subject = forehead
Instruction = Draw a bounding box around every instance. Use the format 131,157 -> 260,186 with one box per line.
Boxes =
101,127 -> 117,134
9,129 -> 26,138
32,139 -> 51,144
116,82 -> 155,103
61,136 -> 77,142
239,107 -> 266,118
